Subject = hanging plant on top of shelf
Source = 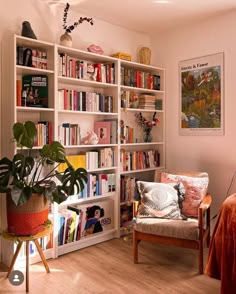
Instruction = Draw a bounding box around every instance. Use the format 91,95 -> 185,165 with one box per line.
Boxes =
135,112 -> 159,142
60,2 -> 94,47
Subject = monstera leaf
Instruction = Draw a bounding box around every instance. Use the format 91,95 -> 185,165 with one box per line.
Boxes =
40,141 -> 66,163
13,121 -> 37,148
60,167 -> 87,196
0,157 -> 13,192
12,154 -> 35,180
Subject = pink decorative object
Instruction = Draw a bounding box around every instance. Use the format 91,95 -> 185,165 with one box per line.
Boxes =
87,44 -> 104,55
81,131 -> 99,145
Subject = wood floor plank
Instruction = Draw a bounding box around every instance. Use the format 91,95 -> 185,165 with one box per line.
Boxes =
0,237 -> 220,293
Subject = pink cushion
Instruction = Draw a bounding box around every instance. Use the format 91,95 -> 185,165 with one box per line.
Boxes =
160,172 -> 209,218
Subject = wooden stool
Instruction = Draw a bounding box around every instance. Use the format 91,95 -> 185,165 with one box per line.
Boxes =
2,225 -> 52,292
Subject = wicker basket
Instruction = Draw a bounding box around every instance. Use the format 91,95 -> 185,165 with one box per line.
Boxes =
7,193 -> 49,236
139,47 -> 151,65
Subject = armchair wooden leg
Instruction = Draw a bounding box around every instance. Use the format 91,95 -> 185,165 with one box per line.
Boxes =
199,242 -> 203,274
133,231 -> 138,264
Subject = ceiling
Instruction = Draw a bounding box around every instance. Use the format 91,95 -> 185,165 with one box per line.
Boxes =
44,0 -> 236,33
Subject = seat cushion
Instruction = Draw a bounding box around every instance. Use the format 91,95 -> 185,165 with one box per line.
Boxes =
161,172 -> 209,218
133,217 -> 199,240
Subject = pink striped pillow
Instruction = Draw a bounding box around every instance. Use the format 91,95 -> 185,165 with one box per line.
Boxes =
160,172 -> 209,218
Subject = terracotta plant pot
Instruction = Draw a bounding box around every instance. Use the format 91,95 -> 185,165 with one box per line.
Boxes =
7,194 -> 49,236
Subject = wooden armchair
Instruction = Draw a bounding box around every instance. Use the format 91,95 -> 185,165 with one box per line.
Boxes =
133,170 -> 212,274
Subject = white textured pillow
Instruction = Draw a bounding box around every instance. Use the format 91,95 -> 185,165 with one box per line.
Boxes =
136,181 -> 183,219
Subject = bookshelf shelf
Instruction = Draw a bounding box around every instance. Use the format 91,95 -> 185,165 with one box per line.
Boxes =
58,110 -> 118,116
120,85 -> 162,94
1,34 -> 165,265
58,76 -> 118,88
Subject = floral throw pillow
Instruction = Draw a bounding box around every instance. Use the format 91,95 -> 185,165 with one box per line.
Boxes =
160,172 -> 209,218
136,181 -> 184,219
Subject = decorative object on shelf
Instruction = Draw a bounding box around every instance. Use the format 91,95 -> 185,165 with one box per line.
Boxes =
87,44 -> 104,55
0,121 -> 87,235
21,21 -> 37,39
60,2 -> 94,47
111,52 -> 132,61
135,112 -> 159,142
139,47 -> 151,65
81,131 -> 99,145
60,31 -> 73,47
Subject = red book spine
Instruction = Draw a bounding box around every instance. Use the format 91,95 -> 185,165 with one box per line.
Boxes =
16,80 -> 22,106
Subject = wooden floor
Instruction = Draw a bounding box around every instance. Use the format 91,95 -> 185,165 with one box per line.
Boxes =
0,236 -> 220,293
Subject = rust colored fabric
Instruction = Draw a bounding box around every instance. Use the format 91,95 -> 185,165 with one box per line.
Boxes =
205,193 -> 236,294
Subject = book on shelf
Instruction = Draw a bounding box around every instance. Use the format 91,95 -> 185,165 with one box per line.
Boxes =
17,46 -> 47,69
57,154 -> 86,173
94,121 -> 111,144
16,79 -> 22,106
22,75 -> 48,108
80,200 -> 114,237
103,119 -> 118,144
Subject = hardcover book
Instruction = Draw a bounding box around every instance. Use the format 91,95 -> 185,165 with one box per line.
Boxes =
79,200 -> 114,237
94,121 -> 111,144
22,75 -> 48,108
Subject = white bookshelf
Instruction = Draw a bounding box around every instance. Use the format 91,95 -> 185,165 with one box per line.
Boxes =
1,34 -> 165,265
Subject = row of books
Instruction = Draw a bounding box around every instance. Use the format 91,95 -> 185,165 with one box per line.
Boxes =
58,206 -> 83,245
81,173 -> 116,198
121,67 -> 160,90
58,89 -> 113,113
57,148 -> 114,172
120,124 -> 134,144
58,123 -> 80,146
57,119 -> 118,146
120,149 -> 160,171
58,200 -> 114,245
120,175 -> 136,202
58,53 -> 115,84
120,203 -> 133,228
121,91 -> 160,111
16,46 -> 48,69
35,121 -> 53,146
85,148 -> 114,170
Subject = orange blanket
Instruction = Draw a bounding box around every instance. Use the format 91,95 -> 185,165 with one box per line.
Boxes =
205,193 -> 236,294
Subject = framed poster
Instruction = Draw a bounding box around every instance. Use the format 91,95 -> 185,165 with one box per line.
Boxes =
179,52 -> 224,135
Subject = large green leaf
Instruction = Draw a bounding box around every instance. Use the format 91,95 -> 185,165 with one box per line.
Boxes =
13,121 -> 37,148
0,157 -> 13,190
61,167 -> 87,196
12,154 -> 35,180
40,141 -> 66,163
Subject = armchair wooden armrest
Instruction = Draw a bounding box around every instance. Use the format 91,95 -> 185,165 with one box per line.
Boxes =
199,193 -> 212,211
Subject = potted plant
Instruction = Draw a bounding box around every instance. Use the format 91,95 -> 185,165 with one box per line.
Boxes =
0,121 -> 87,235
60,2 -> 94,47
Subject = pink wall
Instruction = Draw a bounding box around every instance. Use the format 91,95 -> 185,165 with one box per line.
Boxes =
151,10 -> 236,218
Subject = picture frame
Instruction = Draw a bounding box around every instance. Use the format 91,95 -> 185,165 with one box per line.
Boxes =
179,52 -> 224,135
94,121 -> 111,144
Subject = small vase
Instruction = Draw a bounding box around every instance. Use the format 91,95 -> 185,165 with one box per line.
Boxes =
143,131 -> 152,142
60,32 -> 72,47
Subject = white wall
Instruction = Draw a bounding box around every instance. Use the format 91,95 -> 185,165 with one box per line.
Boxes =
0,0 -> 150,59
151,10 -> 236,218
